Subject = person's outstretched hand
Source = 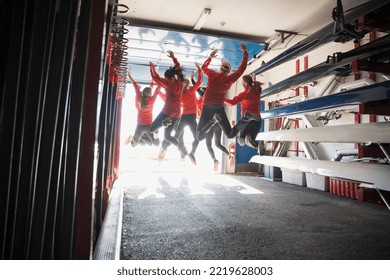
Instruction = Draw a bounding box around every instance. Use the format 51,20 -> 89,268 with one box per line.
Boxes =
240,42 -> 247,52
209,49 -> 218,58
167,50 -> 175,58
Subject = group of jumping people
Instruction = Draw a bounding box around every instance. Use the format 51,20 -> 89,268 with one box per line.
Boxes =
125,42 -> 263,171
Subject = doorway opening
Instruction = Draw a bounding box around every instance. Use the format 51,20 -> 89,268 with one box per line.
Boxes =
119,86 -> 226,175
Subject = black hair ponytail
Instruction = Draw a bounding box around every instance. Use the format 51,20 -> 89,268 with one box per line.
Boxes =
164,66 -> 185,82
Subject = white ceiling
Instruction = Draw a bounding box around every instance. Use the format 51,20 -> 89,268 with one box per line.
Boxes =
119,0 -> 369,43
116,0 -> 374,84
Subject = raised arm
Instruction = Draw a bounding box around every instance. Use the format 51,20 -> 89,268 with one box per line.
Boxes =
128,68 -> 141,99
191,62 -> 203,90
251,73 -> 256,82
127,68 -> 136,84
201,49 -> 218,74
224,90 -> 247,106
151,85 -> 163,102
227,42 -> 248,82
190,71 -> 196,86
149,80 -> 155,89
149,62 -> 168,88
191,72 -> 204,96
167,50 -> 180,68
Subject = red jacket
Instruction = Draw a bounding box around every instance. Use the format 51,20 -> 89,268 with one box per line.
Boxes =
133,81 -> 159,125
201,51 -> 248,105
150,62 -> 183,118
181,68 -> 203,115
195,95 -> 203,119
224,85 -> 261,117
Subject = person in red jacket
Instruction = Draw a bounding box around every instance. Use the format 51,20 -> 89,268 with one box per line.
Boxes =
195,83 -> 232,172
125,69 -> 160,147
197,42 -> 249,141
224,74 -> 262,149
158,64 -> 203,164
149,50 -> 190,158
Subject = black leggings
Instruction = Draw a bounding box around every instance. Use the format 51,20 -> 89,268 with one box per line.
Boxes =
237,119 -> 262,146
132,125 -> 158,146
197,104 -> 237,141
161,114 -> 199,154
150,112 -> 180,147
205,124 -> 229,160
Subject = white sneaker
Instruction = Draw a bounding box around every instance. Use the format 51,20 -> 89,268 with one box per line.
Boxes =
244,135 -> 258,149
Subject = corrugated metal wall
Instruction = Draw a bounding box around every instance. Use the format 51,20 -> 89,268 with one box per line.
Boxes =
0,0 -> 124,259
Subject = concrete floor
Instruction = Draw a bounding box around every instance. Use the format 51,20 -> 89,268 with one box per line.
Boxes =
118,171 -> 390,260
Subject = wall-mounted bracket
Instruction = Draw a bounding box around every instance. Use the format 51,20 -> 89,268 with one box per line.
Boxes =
274,29 -> 298,43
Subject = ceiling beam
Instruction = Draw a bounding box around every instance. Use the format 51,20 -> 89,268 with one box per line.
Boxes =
124,18 -> 268,43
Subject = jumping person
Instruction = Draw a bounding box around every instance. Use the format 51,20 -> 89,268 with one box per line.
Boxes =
158,64 -> 203,164
125,69 -> 160,147
197,42 -> 249,141
224,74 -> 262,149
194,82 -> 231,172
149,50 -> 193,161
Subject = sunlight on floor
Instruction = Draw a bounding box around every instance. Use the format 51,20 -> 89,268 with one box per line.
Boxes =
115,166 -> 264,200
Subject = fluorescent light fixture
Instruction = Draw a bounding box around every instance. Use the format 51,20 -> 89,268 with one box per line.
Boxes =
193,8 -> 211,31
